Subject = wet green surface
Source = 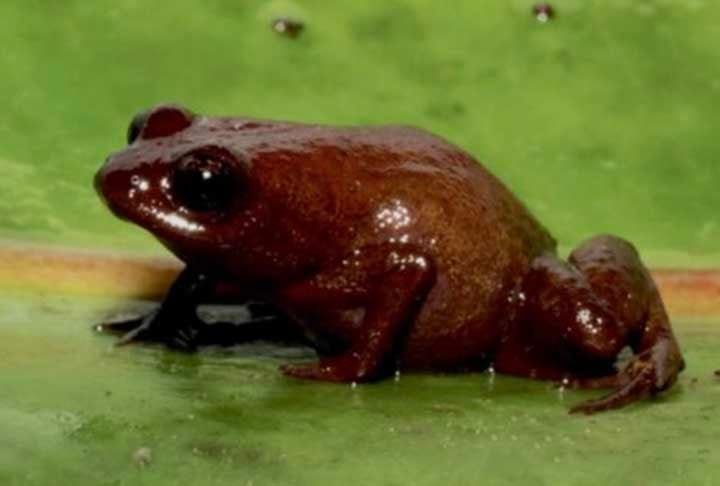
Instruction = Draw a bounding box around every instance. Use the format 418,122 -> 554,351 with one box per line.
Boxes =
0,1 -> 719,265
1,295 -> 719,485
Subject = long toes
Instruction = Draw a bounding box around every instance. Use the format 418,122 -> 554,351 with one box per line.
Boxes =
569,366 -> 655,415
94,318 -> 144,335
115,325 -> 155,346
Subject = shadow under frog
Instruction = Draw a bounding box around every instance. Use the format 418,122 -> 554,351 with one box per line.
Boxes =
94,104 -> 685,414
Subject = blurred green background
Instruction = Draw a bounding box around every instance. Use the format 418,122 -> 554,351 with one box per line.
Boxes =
0,0 -> 719,265
1,1 -> 719,485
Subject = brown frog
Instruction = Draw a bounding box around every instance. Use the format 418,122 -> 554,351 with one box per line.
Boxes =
95,104 -> 684,413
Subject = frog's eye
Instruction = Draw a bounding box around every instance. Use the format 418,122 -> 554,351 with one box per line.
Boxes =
127,104 -> 195,144
171,150 -> 238,212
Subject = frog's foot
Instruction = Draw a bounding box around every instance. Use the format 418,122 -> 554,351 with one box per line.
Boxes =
96,308 -> 203,351
98,307 -> 303,350
278,246 -> 436,383
93,267 -> 212,351
95,317 -> 145,336
570,340 -> 684,414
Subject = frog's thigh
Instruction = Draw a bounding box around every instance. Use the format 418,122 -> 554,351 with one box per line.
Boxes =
518,250 -> 630,365
566,235 -> 684,413
279,246 -> 436,382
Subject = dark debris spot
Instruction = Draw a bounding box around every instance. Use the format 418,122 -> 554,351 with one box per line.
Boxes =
533,3 -> 555,23
272,18 -> 304,39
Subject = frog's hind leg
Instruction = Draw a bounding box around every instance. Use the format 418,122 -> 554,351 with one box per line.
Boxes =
506,235 -> 684,414
566,236 -> 684,413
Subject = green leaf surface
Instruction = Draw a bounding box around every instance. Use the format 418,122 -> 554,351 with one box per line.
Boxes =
1,295 -> 719,485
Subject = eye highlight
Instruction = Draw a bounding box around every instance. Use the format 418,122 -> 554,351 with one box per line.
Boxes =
171,150 -> 237,212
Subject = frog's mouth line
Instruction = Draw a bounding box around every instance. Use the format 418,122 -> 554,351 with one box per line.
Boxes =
1,240 -> 719,319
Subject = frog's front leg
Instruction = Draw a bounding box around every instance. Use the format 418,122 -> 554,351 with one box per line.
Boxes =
278,246 -> 436,382
96,267 -> 293,350
96,267 -> 212,350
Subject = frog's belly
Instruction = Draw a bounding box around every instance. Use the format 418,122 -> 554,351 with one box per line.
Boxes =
397,263 -> 520,370
399,305 -> 507,370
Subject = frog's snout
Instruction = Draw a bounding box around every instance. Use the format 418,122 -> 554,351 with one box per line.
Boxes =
94,160 -> 132,222
94,162 -> 116,218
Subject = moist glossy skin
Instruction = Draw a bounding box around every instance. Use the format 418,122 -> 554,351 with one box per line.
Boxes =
96,104 -> 684,413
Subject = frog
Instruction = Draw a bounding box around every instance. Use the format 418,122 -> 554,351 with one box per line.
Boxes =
94,104 -> 685,414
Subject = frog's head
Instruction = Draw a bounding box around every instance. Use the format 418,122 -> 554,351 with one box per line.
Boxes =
95,104 -> 272,272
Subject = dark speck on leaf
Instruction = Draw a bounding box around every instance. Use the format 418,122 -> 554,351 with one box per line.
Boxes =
533,3 -> 555,23
714,369 -> 720,379
272,18 -> 304,39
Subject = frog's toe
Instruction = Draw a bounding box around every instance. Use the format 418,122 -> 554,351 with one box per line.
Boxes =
568,356 -> 673,414
114,320 -> 199,352
96,308 -> 201,352
94,316 -> 145,335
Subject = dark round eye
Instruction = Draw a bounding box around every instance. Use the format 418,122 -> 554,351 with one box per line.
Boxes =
127,109 -> 150,144
171,153 -> 236,212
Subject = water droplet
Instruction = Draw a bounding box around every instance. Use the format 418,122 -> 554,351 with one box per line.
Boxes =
533,3 -> 555,23
272,18 -> 304,39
